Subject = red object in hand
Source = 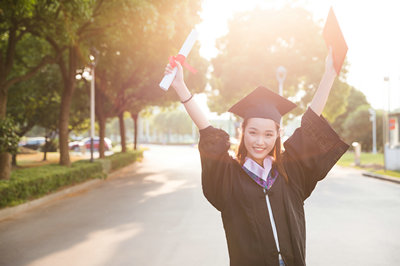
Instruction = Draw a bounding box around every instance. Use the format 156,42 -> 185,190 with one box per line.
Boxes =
323,7 -> 348,75
169,54 -> 197,74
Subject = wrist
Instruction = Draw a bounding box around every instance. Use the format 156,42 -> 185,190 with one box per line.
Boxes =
174,83 -> 191,100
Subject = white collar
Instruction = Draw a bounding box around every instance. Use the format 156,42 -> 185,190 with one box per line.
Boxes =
243,156 -> 273,181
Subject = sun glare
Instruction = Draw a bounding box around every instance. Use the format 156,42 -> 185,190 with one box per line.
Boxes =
197,0 -> 400,110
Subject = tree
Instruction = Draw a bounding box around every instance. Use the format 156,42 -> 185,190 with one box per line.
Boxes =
0,0 -> 54,178
152,109 -> 193,137
126,43 -> 208,150
209,6 -> 350,121
91,0 -> 206,154
7,64 -> 90,164
332,86 -> 370,135
0,0 -> 53,118
23,0 -> 129,165
342,105 -> 384,152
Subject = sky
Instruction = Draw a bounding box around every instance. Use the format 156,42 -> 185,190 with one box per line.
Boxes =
194,0 -> 400,115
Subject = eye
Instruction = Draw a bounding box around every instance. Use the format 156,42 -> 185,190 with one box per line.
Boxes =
249,131 -> 256,135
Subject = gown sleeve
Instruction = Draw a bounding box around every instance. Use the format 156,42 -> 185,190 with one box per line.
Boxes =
283,108 -> 349,200
198,126 -> 234,211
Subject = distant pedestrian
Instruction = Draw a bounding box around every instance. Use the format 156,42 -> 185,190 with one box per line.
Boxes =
164,47 -> 348,265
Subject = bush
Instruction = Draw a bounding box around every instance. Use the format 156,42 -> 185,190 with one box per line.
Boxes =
0,161 -> 105,208
0,149 -> 144,208
40,139 -> 59,152
107,150 -> 143,171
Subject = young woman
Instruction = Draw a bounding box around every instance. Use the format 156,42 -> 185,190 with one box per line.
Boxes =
165,49 -> 349,266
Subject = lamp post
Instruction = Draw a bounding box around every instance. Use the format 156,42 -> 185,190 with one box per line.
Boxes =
89,49 -> 99,162
276,66 -> 287,128
368,108 -> 377,154
276,66 -> 287,97
383,76 -> 390,171
384,76 -> 391,146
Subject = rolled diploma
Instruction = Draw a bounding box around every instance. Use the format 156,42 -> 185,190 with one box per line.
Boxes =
159,29 -> 198,91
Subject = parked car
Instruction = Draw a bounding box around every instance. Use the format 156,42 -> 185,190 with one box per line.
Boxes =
68,140 -> 82,151
69,137 -> 112,151
20,137 -> 46,150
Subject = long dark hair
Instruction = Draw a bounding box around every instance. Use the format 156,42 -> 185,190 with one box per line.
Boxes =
236,119 -> 289,183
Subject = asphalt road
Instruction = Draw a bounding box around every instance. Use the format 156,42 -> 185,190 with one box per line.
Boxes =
0,145 -> 399,266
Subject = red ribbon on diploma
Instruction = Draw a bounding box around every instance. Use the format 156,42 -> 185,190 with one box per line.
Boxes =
169,54 -> 197,74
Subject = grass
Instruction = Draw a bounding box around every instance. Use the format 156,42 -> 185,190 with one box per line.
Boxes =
337,152 -> 384,168
337,151 -> 400,179
13,143 -> 145,170
14,152 -> 87,168
374,170 -> 400,178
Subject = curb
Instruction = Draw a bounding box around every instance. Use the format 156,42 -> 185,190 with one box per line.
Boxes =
362,172 -> 400,185
0,161 -> 140,222
0,179 -> 103,222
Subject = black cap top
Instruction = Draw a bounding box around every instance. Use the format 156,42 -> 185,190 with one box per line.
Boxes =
228,86 -> 297,123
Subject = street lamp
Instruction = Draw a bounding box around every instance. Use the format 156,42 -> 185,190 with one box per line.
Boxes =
276,66 -> 287,128
89,49 -> 99,162
276,66 -> 287,97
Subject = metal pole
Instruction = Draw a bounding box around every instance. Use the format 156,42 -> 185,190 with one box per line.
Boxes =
276,66 -> 287,128
90,66 -> 95,162
383,76 -> 390,171
372,112 -> 377,154
387,77 -> 391,147
369,108 -> 377,154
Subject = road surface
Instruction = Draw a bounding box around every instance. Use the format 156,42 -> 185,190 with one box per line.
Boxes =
0,145 -> 399,266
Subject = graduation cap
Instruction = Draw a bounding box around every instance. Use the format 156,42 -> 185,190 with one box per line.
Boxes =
323,7 -> 348,75
228,86 -> 297,123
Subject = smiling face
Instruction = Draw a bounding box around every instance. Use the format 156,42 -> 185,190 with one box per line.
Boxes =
243,117 -> 279,166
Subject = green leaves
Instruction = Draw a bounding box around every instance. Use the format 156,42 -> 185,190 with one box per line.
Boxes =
210,6 -> 350,121
0,116 -> 20,154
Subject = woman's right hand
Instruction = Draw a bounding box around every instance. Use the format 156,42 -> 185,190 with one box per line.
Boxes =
164,60 -> 185,92
164,60 -> 210,130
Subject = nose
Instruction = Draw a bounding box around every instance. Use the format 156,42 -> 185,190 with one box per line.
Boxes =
256,135 -> 264,145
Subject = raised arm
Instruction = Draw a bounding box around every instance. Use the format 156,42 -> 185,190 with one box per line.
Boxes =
165,61 -> 211,130
309,47 -> 337,116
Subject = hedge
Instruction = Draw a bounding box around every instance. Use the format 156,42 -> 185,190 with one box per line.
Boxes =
0,150 -> 143,208
106,150 -> 143,171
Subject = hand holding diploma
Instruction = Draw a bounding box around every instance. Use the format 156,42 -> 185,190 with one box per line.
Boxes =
164,60 -> 187,97
159,29 -> 198,91
164,54 -> 210,130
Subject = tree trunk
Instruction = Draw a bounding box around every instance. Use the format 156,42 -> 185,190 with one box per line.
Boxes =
98,115 -> 106,159
118,112 -> 126,152
0,153 -> 11,180
131,113 -> 138,150
12,153 -> 17,166
58,84 -> 74,166
0,85 -> 8,119
58,46 -> 78,166
0,88 -> 12,178
43,136 -> 48,161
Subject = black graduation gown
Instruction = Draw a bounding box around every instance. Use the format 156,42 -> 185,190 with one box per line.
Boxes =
198,108 -> 349,266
